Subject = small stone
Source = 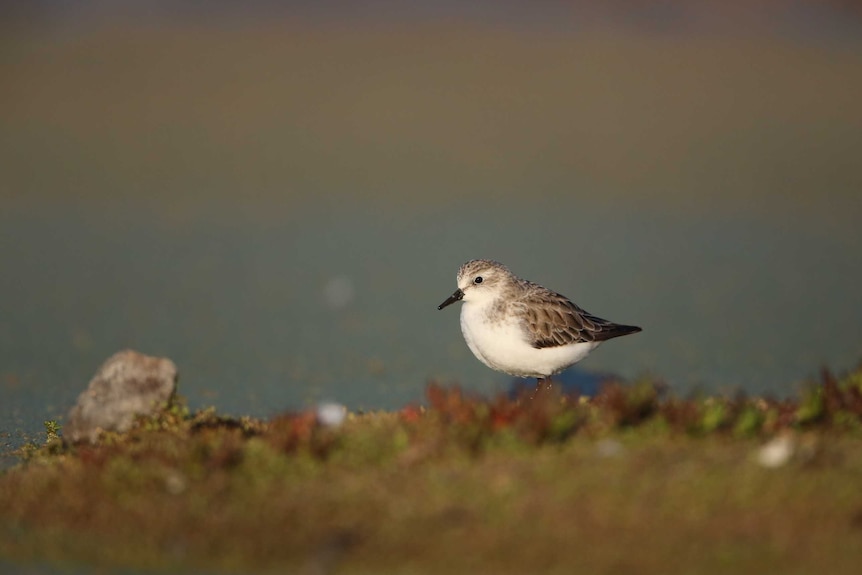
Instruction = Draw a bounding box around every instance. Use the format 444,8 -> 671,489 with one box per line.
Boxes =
756,433 -> 795,468
65,349 -> 178,443
316,402 -> 347,428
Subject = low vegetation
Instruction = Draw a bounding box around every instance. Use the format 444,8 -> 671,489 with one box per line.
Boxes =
2,366 -> 862,574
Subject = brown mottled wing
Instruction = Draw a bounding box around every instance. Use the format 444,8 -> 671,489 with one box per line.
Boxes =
519,289 -> 642,349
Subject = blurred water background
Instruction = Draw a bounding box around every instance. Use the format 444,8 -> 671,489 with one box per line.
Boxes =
2,1 -> 862,447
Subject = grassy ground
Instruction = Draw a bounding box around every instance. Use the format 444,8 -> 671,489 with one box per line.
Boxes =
2,369 -> 862,574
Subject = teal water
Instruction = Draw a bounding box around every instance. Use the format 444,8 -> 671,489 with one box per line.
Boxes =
2,15 -> 862,448
3,195 -> 861,447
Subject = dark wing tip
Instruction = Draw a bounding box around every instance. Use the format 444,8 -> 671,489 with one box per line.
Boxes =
593,323 -> 642,342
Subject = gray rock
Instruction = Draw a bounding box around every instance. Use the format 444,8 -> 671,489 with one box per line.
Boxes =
65,349 -> 178,443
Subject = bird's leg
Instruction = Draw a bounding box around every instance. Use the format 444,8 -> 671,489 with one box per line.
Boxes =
532,376 -> 553,398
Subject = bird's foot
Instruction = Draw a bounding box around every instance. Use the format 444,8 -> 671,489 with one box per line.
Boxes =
531,377 -> 553,399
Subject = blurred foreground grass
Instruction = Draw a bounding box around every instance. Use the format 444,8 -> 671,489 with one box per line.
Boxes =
2,367 -> 862,574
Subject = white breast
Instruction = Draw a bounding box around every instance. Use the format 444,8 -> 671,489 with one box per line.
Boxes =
459,299 -> 600,378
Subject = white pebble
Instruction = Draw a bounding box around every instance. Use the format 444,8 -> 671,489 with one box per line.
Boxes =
316,402 -> 348,428
757,434 -> 795,468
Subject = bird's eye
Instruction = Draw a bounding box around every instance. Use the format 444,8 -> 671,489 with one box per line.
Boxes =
474,276 -> 483,284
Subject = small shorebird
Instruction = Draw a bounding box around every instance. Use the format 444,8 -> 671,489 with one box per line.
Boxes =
438,259 -> 641,393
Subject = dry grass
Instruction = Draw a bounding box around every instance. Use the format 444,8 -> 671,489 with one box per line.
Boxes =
2,367 -> 862,573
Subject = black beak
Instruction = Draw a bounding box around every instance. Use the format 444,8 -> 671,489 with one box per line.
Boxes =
438,289 -> 464,310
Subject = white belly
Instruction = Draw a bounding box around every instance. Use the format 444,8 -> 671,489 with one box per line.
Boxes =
459,301 -> 600,378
